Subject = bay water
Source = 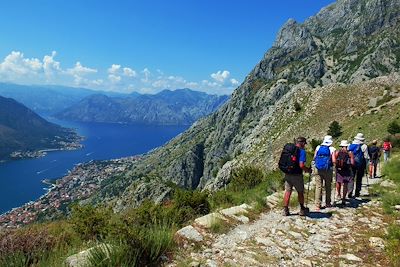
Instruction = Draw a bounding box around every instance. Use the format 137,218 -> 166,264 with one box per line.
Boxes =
0,118 -> 188,214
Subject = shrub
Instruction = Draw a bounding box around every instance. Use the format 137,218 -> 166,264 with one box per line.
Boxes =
327,120 -> 342,138
310,139 -> 322,151
294,101 -> 302,112
70,204 -> 112,241
230,165 -> 265,191
385,224 -> 400,266
387,121 -> 400,135
0,226 -> 56,266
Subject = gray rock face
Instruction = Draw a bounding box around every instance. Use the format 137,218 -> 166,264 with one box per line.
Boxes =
175,225 -> 203,242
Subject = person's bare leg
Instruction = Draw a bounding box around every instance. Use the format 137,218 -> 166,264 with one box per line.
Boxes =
283,191 -> 292,207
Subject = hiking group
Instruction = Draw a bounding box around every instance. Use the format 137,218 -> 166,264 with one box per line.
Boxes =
278,133 -> 393,216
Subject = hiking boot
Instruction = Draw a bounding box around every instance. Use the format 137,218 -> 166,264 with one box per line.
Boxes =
326,203 -> 333,208
283,207 -> 290,216
299,207 -> 308,216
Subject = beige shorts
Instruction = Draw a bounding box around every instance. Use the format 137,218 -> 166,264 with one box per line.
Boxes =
284,173 -> 304,193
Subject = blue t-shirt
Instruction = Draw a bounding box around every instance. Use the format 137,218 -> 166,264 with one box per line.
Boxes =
299,148 -> 306,164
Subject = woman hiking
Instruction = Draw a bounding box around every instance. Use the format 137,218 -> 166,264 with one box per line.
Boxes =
335,140 -> 355,205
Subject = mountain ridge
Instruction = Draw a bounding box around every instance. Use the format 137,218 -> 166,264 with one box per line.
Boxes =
56,88 -> 229,125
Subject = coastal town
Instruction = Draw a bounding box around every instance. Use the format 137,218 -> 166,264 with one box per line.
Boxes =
0,156 -> 140,228
9,134 -> 83,160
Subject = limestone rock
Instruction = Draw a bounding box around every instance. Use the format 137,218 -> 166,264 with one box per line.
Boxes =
65,244 -> 112,267
339,253 -> 363,262
195,213 -> 226,228
369,237 -> 385,249
176,225 -> 204,242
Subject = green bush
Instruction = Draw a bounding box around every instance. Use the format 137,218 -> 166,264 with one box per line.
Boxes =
230,165 -> 265,191
70,205 -> 112,241
294,101 -> 302,112
387,121 -> 400,135
310,139 -> 322,151
385,224 -> 400,266
327,120 -> 342,138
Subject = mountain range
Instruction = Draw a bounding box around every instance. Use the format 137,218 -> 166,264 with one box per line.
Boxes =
2,0 -> 400,212
81,0 -> 400,210
0,96 -> 80,160
55,89 -> 229,125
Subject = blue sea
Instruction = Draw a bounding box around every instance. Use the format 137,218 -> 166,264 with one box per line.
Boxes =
0,118 -> 188,214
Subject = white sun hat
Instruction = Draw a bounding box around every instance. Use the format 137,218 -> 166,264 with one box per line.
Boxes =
353,133 -> 365,144
321,135 -> 333,146
339,140 -> 349,147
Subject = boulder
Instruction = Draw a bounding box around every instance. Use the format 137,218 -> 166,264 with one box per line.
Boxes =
176,225 -> 203,242
369,237 -> 385,249
195,213 -> 226,228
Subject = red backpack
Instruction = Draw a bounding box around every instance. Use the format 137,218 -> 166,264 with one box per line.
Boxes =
383,141 -> 391,151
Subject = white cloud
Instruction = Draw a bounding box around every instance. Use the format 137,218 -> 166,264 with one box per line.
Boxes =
230,78 -> 239,86
123,67 -> 136,77
0,50 -> 238,95
108,64 -> 121,74
108,74 -> 121,83
211,70 -> 230,83
0,51 -> 42,77
141,68 -> 151,83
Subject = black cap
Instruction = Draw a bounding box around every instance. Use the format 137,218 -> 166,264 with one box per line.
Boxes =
296,136 -> 307,144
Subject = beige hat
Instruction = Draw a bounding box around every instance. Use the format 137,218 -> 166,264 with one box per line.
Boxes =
339,140 -> 349,147
353,133 -> 365,144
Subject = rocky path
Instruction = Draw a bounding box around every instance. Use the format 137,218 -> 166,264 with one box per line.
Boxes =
173,175 -> 391,267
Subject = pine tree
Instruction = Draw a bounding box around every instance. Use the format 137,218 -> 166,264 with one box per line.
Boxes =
327,121 -> 342,138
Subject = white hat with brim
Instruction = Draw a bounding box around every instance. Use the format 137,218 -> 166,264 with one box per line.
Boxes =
339,140 -> 349,147
353,133 -> 365,144
321,135 -> 333,146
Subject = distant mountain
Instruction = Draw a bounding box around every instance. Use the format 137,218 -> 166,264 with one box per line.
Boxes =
0,83 -> 129,115
56,89 -> 229,125
0,96 -> 80,160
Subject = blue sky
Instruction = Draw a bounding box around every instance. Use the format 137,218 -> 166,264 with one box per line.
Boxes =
0,0 -> 335,94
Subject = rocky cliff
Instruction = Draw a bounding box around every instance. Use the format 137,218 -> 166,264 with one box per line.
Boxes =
86,0 -> 400,210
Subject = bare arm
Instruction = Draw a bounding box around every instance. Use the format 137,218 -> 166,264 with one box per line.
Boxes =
349,151 -> 355,166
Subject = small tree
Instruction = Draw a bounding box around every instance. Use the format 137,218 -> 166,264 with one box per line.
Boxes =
387,121 -> 400,135
327,121 -> 342,138
294,101 -> 302,112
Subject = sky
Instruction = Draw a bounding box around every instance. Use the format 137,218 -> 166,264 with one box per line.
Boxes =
0,0 -> 335,95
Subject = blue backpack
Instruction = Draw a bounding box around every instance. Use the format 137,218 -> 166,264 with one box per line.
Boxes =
315,146 -> 332,170
349,144 -> 364,167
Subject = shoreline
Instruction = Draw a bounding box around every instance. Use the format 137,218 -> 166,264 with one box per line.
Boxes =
0,155 -> 141,227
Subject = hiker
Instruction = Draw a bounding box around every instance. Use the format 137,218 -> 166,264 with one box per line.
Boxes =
313,135 -> 336,210
348,133 -> 369,198
278,137 -> 312,216
368,140 -> 381,179
335,140 -> 355,205
382,138 -> 392,162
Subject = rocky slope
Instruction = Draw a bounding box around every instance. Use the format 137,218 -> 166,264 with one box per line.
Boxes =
0,96 -> 80,160
79,0 -> 400,211
56,89 -> 228,125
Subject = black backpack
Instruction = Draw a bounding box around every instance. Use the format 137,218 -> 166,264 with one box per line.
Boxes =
369,146 -> 379,161
279,143 -> 302,174
336,150 -> 350,172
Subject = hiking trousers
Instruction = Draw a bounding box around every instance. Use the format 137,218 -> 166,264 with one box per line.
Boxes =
314,169 -> 333,207
352,164 -> 366,197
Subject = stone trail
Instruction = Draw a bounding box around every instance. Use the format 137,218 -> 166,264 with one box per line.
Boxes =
173,175 -> 390,267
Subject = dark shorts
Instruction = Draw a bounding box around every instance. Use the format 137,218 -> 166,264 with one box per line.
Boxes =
336,172 -> 352,184
284,173 -> 304,193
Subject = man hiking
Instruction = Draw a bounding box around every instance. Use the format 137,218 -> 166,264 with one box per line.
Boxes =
313,135 -> 336,210
335,140 -> 355,205
368,140 -> 381,179
348,133 -> 369,198
382,138 -> 392,162
279,136 -> 312,216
